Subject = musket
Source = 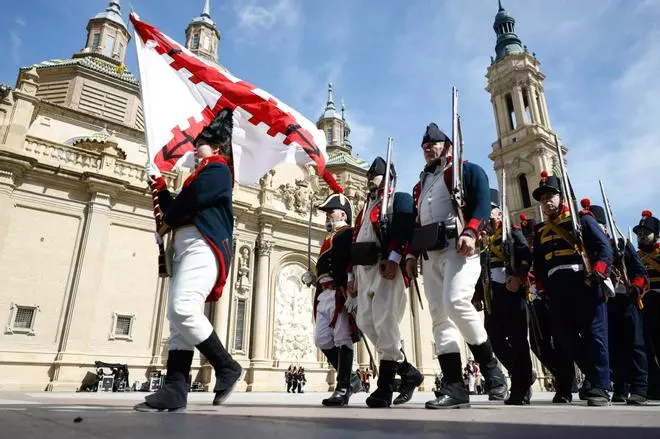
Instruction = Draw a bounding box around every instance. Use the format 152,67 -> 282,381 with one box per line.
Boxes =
301,196 -> 317,287
380,137 -> 394,240
500,168 -> 515,275
538,204 -> 545,222
599,180 -> 638,306
451,87 -> 465,228
553,135 -> 592,279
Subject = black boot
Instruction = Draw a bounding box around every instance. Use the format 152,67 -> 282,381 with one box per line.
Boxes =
322,346 -> 353,407
425,353 -> 470,409
366,360 -> 398,408
324,347 -> 361,393
586,387 -> 610,407
469,340 -> 508,401
135,350 -> 193,412
505,370 -> 536,406
196,331 -> 242,405
322,347 -> 339,370
393,360 -> 424,405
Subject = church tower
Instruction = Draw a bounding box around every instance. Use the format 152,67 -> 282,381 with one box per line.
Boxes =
185,0 -> 221,63
316,82 -> 350,154
78,0 -> 130,65
486,1 -> 566,222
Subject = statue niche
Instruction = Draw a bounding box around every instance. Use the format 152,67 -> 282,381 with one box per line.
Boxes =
235,245 -> 252,295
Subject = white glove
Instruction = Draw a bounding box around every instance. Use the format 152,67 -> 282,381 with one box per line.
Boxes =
344,295 -> 358,314
147,161 -> 162,179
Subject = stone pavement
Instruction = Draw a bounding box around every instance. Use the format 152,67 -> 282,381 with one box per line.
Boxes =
0,391 -> 659,439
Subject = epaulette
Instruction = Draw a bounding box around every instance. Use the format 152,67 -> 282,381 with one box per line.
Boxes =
534,222 -> 544,232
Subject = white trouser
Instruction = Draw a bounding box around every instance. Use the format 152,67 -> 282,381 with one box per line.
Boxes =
468,374 -> 475,392
167,226 -> 217,350
422,248 -> 487,356
355,264 -> 406,362
314,289 -> 353,350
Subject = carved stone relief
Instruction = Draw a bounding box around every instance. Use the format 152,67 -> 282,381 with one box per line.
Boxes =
279,178 -> 314,215
235,245 -> 252,295
272,264 -> 315,362
259,169 -> 275,204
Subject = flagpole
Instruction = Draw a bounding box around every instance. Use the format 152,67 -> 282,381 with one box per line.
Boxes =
132,12 -> 169,278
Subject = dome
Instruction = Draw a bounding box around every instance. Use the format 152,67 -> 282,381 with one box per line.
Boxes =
93,1 -> 127,30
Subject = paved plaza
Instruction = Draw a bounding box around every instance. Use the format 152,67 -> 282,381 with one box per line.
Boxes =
0,391 -> 659,438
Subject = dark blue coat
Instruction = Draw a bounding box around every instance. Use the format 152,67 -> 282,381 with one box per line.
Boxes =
158,158 -> 234,302
532,209 -> 613,292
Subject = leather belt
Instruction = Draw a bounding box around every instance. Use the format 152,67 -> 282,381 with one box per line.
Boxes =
548,263 -> 584,278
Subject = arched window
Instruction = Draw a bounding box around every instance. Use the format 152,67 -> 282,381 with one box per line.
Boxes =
519,173 -> 531,208
506,94 -> 516,130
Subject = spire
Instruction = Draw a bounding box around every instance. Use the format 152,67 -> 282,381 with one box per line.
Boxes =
493,0 -> 523,61
319,82 -> 341,121
185,0 -> 220,62
189,0 -> 217,29
92,0 -> 127,30
326,82 -> 337,113
202,0 -> 211,18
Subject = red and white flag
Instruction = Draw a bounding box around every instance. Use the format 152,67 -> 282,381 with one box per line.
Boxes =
131,12 -> 336,187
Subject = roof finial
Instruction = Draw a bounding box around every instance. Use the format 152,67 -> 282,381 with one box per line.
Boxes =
326,82 -> 336,111
341,99 -> 346,119
498,0 -> 504,11
202,0 -> 210,17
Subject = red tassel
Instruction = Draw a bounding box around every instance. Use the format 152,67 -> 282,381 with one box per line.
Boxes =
642,210 -> 652,218
322,171 -> 344,194
540,170 -> 549,179
519,213 -> 527,221
581,198 -> 591,209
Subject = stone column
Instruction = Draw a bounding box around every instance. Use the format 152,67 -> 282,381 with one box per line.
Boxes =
527,85 -> 541,126
50,178 -> 124,389
540,91 -> 552,129
214,284 -> 232,345
0,158 -> 32,251
2,67 -> 39,151
495,94 -> 509,136
249,233 -> 273,365
490,98 -> 502,139
357,339 -> 370,368
512,85 -> 527,127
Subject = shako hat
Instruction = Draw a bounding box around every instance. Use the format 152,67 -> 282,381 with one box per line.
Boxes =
633,210 -> 660,235
532,170 -> 561,201
580,198 -> 607,226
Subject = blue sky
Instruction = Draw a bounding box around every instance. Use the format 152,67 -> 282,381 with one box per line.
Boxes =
2,0 -> 659,234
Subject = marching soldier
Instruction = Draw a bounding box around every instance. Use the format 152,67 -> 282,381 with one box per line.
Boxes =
580,200 -> 649,405
313,192 -> 359,406
519,215 -> 561,391
137,108 -> 241,412
634,210 -> 660,400
347,157 -> 424,408
404,123 -> 507,409
530,171 -> 613,406
475,189 -> 534,405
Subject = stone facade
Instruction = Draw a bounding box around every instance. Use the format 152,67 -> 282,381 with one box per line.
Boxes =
0,1 -> 460,393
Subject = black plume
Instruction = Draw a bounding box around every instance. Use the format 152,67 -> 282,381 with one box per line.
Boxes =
194,107 -> 233,154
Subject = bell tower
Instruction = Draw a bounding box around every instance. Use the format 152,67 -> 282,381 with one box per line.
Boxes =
185,0 -> 221,63
486,1 -> 566,222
